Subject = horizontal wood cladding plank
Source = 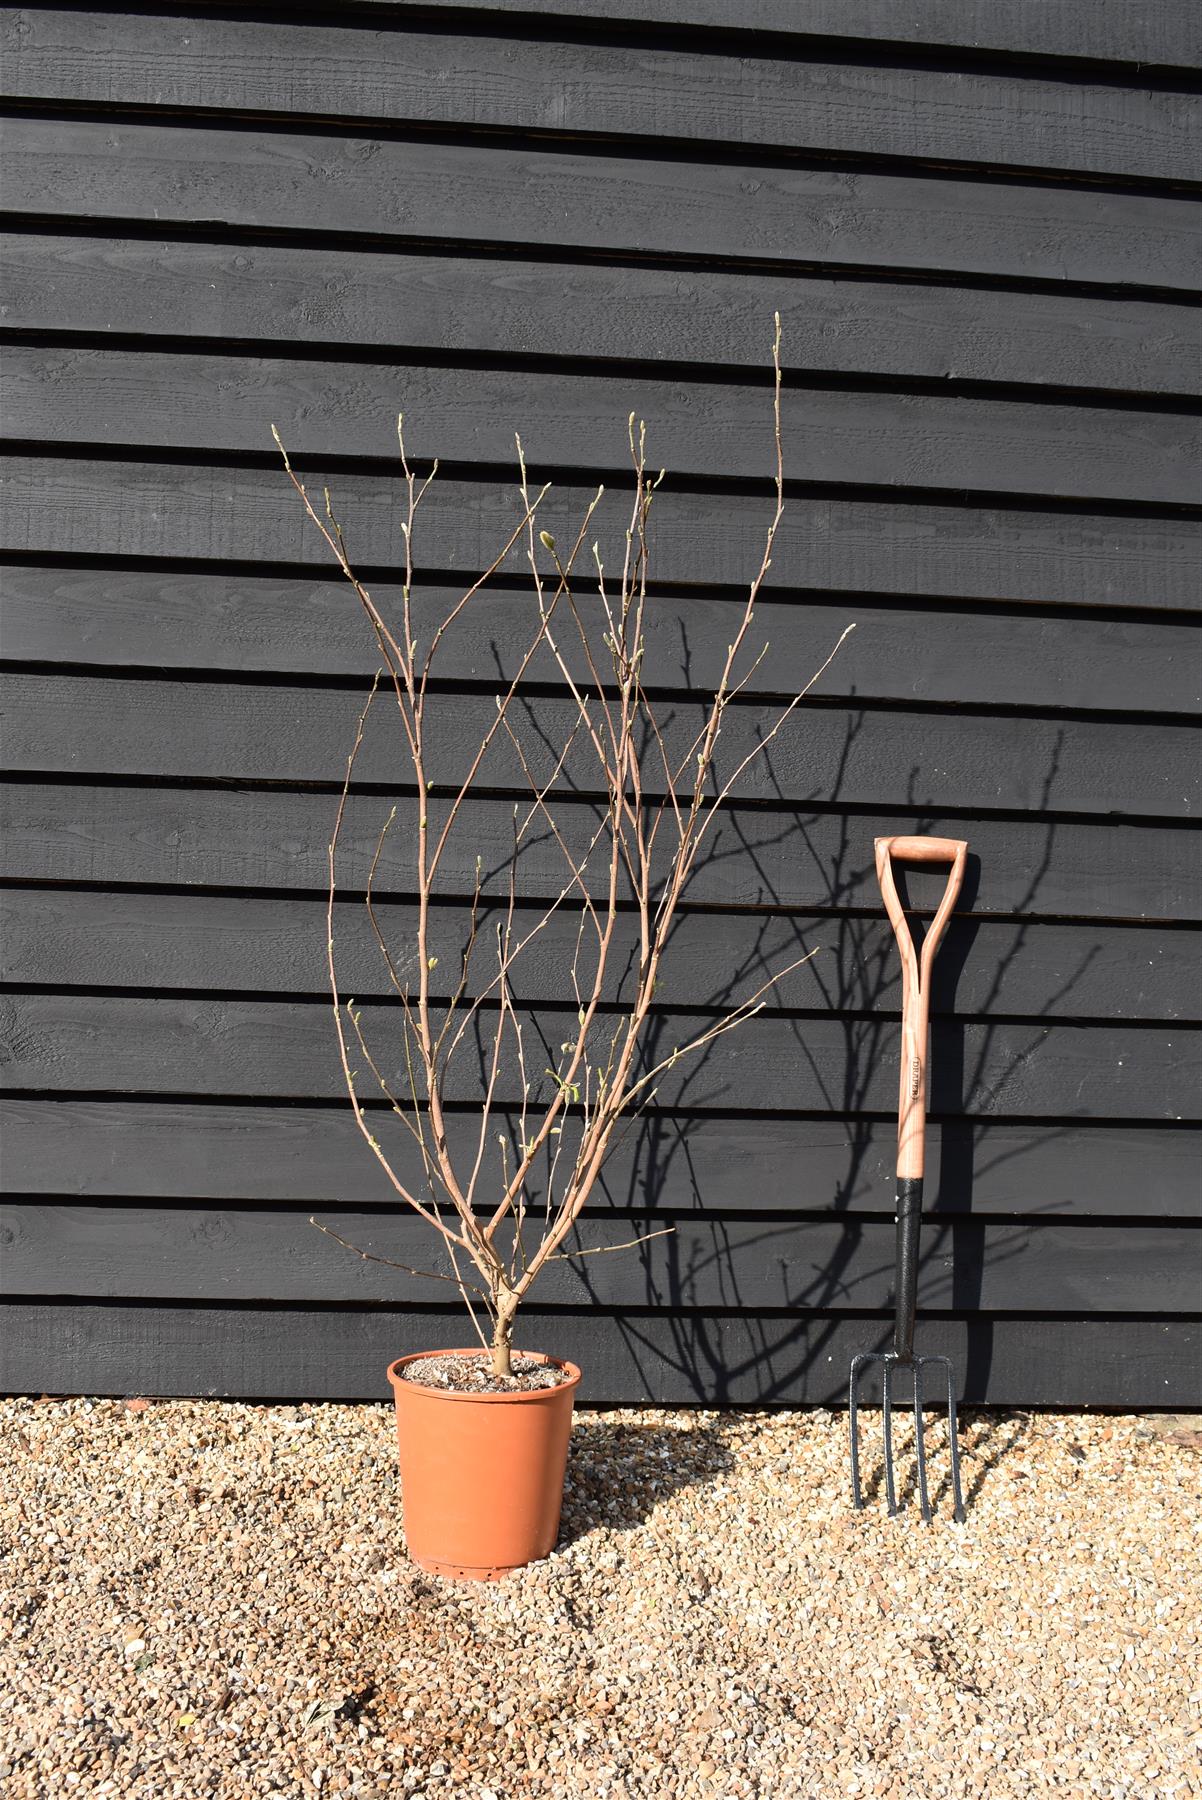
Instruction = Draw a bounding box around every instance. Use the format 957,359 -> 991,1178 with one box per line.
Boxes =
328,2 -> 1202,70
5,1099 -> 1196,1218
5,784 -> 1196,922
3,1303 -> 1196,1404
4,461 -> 1199,611
5,1204 -> 1196,1315
6,673 -> 1195,820
10,346 -> 1198,505
2,994 -> 1196,1118
4,7 -> 1194,187
3,9 -> 1196,181
4,118 -> 1198,295
5,888 -> 1196,1024
5,567 -> 1199,715
8,235 -> 1201,399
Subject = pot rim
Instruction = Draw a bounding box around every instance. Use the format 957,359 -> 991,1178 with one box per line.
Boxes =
386,1347 -> 582,1402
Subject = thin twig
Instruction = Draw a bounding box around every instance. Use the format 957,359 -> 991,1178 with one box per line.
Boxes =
547,1224 -> 677,1261
308,1217 -> 490,1302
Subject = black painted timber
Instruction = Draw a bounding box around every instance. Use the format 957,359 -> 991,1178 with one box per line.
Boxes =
4,1205 -> 1198,1315
4,117 -> 1199,295
5,888 -> 1197,1022
4,10 -> 1197,181
6,346 -> 1200,503
4,788 -> 1194,928
2,995 -> 1196,1120
3,784 -> 1199,923
5,459 -> 1198,609
6,235 -> 1199,397
2,1306 -> 1196,1407
4,1101 -> 1197,1220
2,566 -> 1199,712
4,675 -> 1197,818
303,3 -> 1202,75
1,2 -> 1199,1406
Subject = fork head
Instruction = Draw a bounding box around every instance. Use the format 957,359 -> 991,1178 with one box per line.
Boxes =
849,1349 -> 967,1523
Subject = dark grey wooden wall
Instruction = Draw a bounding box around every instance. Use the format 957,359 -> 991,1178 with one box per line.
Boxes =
1,2 -> 1199,1405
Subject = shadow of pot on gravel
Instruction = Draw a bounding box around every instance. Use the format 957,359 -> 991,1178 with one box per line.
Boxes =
557,1416 -> 736,1548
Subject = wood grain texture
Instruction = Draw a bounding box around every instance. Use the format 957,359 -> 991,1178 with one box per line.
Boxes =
4,117 -> 1197,294
10,345 -> 1199,505
2,992 -> 1195,1118
5,1204 -> 1196,1314
4,7 -> 1201,1412
2,1303 -> 1196,1404
4,460 -> 1198,611
5,887 -> 1197,1024
331,1 -> 1202,70
5,1099 -> 1195,1219
5,566 -> 1199,715
6,672 -> 1195,820
5,783 -> 1196,922
3,9 -> 1196,180
8,234 -> 1200,397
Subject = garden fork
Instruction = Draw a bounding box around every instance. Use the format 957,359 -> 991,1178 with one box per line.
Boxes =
849,835 -> 968,1523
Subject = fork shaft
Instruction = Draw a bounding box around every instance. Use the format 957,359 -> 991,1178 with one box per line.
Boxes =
893,1177 -> 923,1361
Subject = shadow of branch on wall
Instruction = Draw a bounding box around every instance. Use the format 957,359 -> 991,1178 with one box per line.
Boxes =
347,630 -> 1103,1411
555,713 -> 1099,1408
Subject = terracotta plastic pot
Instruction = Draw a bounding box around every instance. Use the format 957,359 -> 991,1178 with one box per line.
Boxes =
386,1349 -> 582,1580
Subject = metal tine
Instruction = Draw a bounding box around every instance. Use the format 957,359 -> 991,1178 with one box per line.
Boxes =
912,1359 -> 933,1524
882,1358 -> 899,1516
937,1354 -> 969,1523
848,1352 -> 871,1510
848,1350 -> 966,1522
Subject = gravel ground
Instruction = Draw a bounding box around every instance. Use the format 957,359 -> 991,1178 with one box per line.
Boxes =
2,1396 -> 1198,1800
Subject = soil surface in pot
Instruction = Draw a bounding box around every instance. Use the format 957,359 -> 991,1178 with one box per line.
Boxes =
396,1352 -> 570,1394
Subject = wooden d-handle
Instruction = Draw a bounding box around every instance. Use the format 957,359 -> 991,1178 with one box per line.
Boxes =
877,834 -> 968,868
875,835 -> 967,1181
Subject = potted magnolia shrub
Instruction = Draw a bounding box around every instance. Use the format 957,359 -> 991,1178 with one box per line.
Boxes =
274,320 -> 850,1580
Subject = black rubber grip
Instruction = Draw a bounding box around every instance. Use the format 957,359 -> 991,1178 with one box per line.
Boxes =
893,1177 -> 924,1360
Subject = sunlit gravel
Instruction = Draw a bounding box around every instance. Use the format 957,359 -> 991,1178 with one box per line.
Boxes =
2,1396 -> 1199,1798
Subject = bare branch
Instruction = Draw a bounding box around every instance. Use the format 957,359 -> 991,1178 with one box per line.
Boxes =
280,314 -> 852,1377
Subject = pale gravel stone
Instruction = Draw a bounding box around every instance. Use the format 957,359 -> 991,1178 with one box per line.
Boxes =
0,1397 -> 1198,1798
